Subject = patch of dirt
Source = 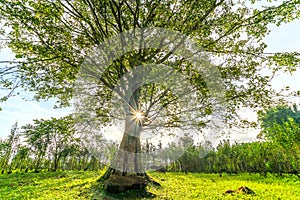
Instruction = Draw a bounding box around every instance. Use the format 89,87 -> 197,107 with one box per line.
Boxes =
223,186 -> 255,195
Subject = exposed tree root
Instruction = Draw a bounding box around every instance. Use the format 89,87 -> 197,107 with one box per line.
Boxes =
97,167 -> 161,193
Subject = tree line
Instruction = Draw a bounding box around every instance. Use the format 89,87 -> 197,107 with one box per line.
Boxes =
1,105 -> 299,177
0,117 -> 112,173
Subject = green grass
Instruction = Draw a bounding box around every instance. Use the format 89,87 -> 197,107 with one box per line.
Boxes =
147,172 -> 300,200
1,171 -> 300,199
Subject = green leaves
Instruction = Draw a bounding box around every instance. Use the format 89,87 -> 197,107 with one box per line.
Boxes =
271,52 -> 300,73
21,115 -> 79,170
0,0 -> 299,129
259,104 -> 300,146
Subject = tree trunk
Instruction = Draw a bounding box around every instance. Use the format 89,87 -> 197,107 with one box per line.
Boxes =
53,153 -> 60,172
100,112 -> 161,193
34,152 -> 43,172
100,115 -> 149,192
99,85 -> 161,193
103,116 -> 145,179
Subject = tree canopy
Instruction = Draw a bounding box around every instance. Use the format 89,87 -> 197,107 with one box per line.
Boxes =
0,0 -> 299,113
22,115 -> 79,171
258,104 -> 300,146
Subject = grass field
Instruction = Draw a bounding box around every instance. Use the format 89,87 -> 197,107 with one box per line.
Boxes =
1,170 -> 300,199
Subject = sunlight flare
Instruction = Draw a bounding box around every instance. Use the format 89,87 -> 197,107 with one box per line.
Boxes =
132,110 -> 145,123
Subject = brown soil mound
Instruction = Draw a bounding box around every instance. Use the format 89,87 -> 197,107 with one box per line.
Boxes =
224,186 -> 255,195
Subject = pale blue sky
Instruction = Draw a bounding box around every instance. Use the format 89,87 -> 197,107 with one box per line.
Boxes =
0,19 -> 300,140
266,20 -> 300,106
0,49 -> 72,138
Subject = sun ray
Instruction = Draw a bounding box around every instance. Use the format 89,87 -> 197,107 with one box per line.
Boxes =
131,110 -> 145,124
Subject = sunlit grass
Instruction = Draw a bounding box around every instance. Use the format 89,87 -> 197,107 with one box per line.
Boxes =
1,171 -> 300,199
0,171 -> 103,200
147,172 -> 300,200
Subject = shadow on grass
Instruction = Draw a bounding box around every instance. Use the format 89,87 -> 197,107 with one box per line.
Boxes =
0,171 -> 159,199
88,181 -> 157,200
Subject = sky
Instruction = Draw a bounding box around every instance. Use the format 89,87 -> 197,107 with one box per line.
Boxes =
265,20 -> 300,100
0,48 -> 72,137
0,17 -> 300,144
220,19 -> 300,144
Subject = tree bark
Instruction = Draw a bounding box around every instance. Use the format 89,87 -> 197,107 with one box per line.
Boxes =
100,115 -> 146,180
98,114 -> 161,193
99,83 -> 161,192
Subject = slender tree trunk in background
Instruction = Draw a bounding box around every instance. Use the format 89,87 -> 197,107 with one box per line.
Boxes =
53,153 -> 60,172
34,152 -> 43,172
0,147 -> 12,173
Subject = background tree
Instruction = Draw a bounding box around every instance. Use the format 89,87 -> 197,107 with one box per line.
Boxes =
22,122 -> 51,172
0,139 -> 10,173
0,122 -> 20,174
1,0 -> 300,192
258,104 -> 300,145
10,145 -> 30,172
22,115 -> 79,172
259,104 -> 300,128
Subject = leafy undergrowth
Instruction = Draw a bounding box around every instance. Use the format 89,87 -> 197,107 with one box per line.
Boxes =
1,171 -> 300,199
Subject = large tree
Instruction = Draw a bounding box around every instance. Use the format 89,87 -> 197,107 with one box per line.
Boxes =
1,0 -> 300,192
